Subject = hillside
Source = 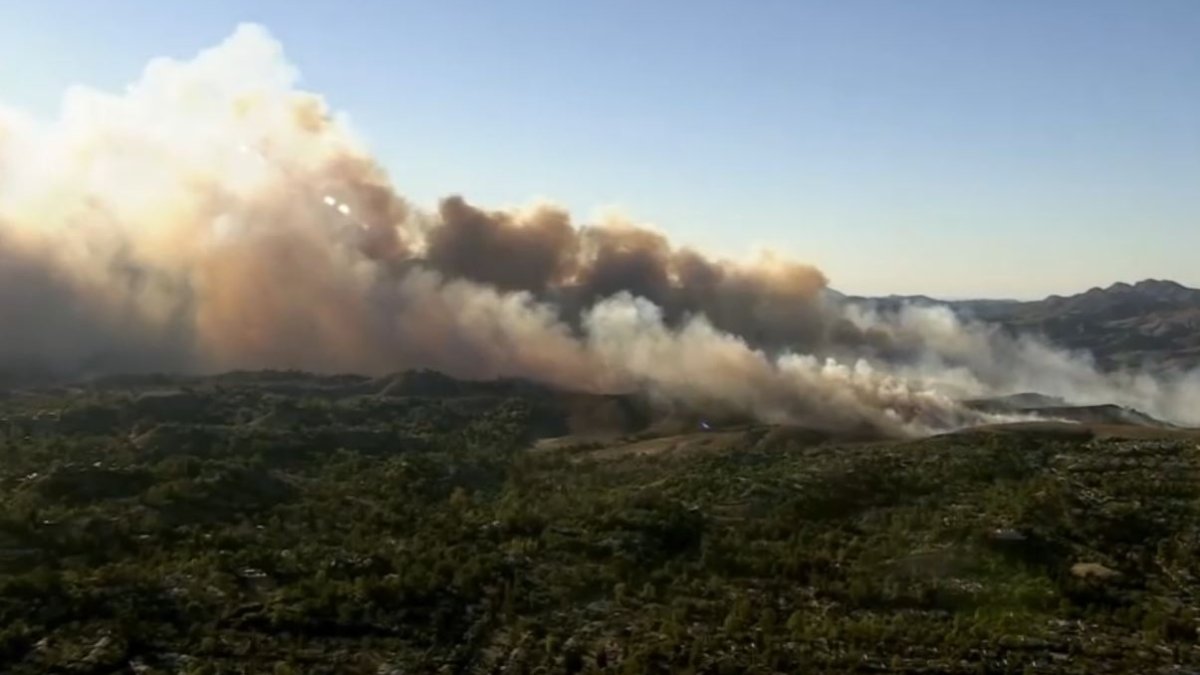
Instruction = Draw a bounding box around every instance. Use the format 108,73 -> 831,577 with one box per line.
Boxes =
843,279 -> 1200,371
979,280 -> 1200,371
3,372 -> 1200,673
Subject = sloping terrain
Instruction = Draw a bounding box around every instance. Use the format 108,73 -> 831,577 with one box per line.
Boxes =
844,279 -> 1200,371
2,371 -> 1200,673
965,392 -> 1178,429
985,280 -> 1200,372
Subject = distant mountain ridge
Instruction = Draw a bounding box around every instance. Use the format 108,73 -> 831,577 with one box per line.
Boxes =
840,279 -> 1200,372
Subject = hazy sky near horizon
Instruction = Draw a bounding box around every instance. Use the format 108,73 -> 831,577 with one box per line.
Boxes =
1,1 -> 1196,299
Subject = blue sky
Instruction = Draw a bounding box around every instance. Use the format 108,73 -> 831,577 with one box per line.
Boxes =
1,1 -> 1197,298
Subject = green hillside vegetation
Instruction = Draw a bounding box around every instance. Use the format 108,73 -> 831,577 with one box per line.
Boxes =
1,372 -> 1198,673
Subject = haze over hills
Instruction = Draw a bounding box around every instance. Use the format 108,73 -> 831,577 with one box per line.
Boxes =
3,278 -> 1199,437
983,280 -> 1200,373
840,278 -> 1200,373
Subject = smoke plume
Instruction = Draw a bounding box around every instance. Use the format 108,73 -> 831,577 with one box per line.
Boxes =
1,24 -> 1197,435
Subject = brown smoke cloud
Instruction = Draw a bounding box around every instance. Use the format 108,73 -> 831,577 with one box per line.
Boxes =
424,195 -> 858,356
0,24 -> 1196,435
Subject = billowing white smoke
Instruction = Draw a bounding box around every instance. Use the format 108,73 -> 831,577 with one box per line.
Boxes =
0,24 -> 1195,435
842,304 -> 1200,426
